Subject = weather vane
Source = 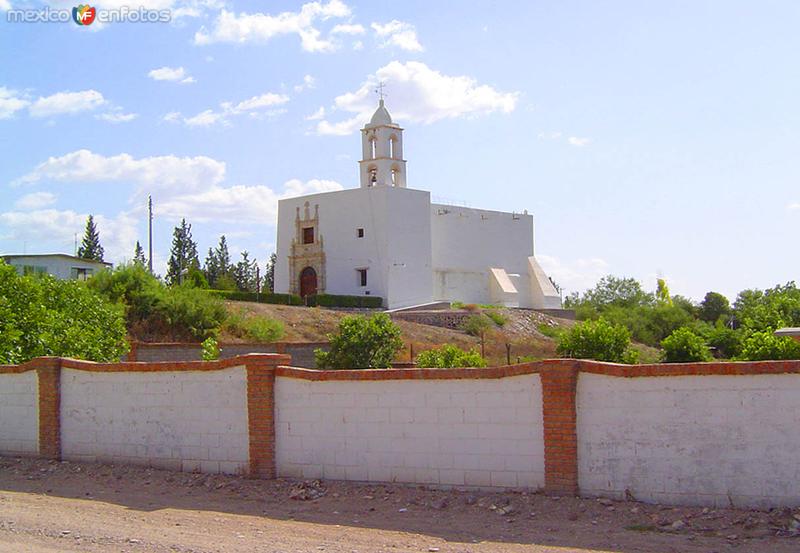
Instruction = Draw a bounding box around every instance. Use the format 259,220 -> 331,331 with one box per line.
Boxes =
375,81 -> 387,101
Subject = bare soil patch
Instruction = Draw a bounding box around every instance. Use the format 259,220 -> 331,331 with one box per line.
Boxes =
1,457 -> 797,553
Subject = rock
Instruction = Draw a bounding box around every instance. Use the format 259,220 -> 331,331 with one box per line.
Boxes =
630,507 -> 639,514
431,498 -> 448,510
598,498 -> 614,507
428,548 -> 440,552
289,480 -> 327,501
726,534 -> 738,540
464,495 -> 477,506
670,520 -> 687,531
497,504 -> 517,516
398,508 -> 408,513
568,513 -> 578,521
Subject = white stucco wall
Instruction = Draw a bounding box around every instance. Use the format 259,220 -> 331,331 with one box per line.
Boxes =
578,373 -> 800,507
3,255 -> 109,280
0,371 -> 38,456
275,375 -> 545,489
430,205 -> 535,306
60,367 -> 249,474
275,186 -> 433,308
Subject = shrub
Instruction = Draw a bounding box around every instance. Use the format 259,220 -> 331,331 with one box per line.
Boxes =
89,264 -> 227,340
706,325 -> 743,359
315,313 -> 403,369
737,331 -> 800,361
660,327 -> 712,363
415,344 -> 486,368
460,314 -> 493,337
485,310 -> 507,326
223,311 -> 285,342
205,289 -> 303,305
556,318 -> 639,363
0,261 -> 128,364
537,323 -> 562,339
201,336 -> 220,361
306,294 -> 383,308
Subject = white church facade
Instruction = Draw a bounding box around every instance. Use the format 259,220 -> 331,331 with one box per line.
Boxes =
274,100 -> 562,310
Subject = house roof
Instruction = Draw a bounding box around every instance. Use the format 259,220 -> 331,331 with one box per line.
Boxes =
774,327 -> 800,337
1,253 -> 112,266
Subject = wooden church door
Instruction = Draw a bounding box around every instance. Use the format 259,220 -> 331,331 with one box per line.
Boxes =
299,266 -> 317,297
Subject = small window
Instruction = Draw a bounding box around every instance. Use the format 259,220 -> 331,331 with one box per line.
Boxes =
302,227 -> 314,244
357,268 -> 368,287
357,228 -> 364,238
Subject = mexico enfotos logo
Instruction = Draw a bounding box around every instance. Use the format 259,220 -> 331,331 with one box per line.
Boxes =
7,5 -> 172,24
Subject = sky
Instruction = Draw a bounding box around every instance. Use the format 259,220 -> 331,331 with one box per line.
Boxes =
1,0 -> 798,302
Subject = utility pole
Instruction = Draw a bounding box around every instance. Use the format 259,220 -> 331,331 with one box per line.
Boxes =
147,195 -> 153,273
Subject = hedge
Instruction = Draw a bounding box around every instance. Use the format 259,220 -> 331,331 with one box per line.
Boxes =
204,289 -> 383,308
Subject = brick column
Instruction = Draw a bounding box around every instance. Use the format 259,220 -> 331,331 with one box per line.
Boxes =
245,356 -> 287,478
540,361 -> 579,495
36,358 -> 62,460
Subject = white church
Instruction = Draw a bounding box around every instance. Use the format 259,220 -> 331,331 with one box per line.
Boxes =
274,99 -> 562,311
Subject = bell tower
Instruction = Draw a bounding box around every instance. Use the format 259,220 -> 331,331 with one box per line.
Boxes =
359,97 -> 407,188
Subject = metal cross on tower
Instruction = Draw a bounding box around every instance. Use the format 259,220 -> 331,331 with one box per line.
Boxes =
375,81 -> 387,101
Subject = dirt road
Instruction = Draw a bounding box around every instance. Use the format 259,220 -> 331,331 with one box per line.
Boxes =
0,457 -> 796,553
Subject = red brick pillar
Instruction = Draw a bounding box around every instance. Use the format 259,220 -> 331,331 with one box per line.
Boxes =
36,358 -> 62,460
245,355 -> 289,478
540,361 -> 579,495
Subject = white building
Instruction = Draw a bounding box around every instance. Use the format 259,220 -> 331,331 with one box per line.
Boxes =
2,253 -> 111,280
275,100 -> 561,310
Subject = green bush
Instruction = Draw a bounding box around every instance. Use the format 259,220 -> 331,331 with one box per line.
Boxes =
205,289 -> 303,305
89,263 -> 226,340
485,311 -> 507,326
556,318 -> 639,363
0,261 -> 128,364
201,336 -> 220,361
203,289 -> 383,308
460,314 -> 493,337
306,294 -> 383,308
537,323 -> 562,339
706,325 -> 743,359
660,327 -> 712,363
737,331 -> 800,361
223,310 -> 285,342
315,313 -> 403,369
415,344 -> 486,368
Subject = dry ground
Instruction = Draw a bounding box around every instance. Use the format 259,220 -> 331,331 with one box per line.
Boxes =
1,457 -> 798,553
221,303 -> 573,365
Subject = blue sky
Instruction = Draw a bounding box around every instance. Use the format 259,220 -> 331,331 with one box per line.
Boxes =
1,0 -> 798,302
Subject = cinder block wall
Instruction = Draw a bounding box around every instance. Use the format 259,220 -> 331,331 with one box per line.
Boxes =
4,356 -> 800,508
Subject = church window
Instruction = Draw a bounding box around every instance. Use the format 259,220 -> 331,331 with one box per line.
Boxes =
357,268 -> 368,287
390,135 -> 398,159
391,167 -> 398,186
302,227 -> 314,244
370,137 -> 377,159
357,228 -> 364,238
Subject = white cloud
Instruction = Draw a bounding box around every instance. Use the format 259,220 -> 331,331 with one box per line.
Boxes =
28,89 -> 106,118
537,255 -> 610,296
538,131 -> 563,140
567,136 -> 591,147
167,91 -> 289,127
305,106 -> 326,120
331,23 -> 364,35
13,192 -> 57,210
148,66 -> 195,84
194,0 -> 351,52
371,20 -> 423,52
97,111 -> 138,123
352,40 -> 363,51
0,209 -> 138,263
13,149 -> 226,193
0,0 -> 10,10
294,74 -> 316,93
788,202 -> 800,211
316,61 -> 518,135
0,87 -> 29,119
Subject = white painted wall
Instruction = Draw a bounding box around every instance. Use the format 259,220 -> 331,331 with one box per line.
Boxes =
3,255 -> 109,280
275,375 -> 545,489
578,373 -> 800,507
275,186 -> 433,308
0,371 -> 38,456
60,367 -> 249,475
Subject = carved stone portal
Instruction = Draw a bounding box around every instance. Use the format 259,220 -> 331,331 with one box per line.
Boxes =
289,201 -> 326,297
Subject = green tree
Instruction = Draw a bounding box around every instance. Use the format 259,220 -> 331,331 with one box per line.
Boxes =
660,327 -> 712,363
556,318 -> 639,363
166,218 -> 199,286
699,291 -> 731,323
0,260 -> 128,364
233,251 -> 258,292
656,278 -> 673,306
203,247 -> 220,286
77,215 -> 104,262
583,275 -> 654,310
737,331 -> 800,361
733,283 -> 800,331
416,344 -> 486,368
706,325 -> 743,359
133,241 -> 146,266
265,252 -> 277,293
315,313 -> 403,369
460,313 -> 493,337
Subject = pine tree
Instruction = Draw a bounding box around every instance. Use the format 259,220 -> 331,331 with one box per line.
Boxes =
214,235 -> 231,276
165,218 -> 199,286
233,251 -> 257,292
203,247 -> 219,286
265,252 -> 277,293
77,215 -> 104,262
133,241 -> 146,265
